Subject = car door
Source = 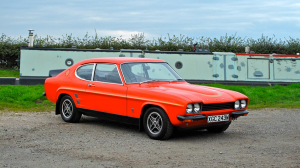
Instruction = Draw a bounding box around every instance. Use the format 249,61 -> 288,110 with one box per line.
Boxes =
85,63 -> 127,116
72,63 -> 95,109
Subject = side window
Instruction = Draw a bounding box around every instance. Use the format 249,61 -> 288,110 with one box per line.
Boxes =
76,64 -> 94,80
94,63 -> 122,84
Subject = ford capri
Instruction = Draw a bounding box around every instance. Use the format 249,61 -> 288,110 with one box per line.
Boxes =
44,57 -> 249,140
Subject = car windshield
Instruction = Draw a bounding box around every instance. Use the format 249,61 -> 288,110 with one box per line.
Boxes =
121,62 -> 183,84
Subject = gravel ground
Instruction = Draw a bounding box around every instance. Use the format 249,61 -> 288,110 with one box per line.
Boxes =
0,108 -> 299,168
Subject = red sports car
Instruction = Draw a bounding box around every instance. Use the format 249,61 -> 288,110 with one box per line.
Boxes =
44,57 -> 249,140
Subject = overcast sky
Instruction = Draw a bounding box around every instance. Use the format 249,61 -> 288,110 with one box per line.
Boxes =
1,0 -> 300,40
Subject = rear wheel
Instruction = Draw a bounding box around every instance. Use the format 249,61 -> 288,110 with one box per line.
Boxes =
143,107 -> 173,140
207,122 -> 231,133
60,95 -> 81,123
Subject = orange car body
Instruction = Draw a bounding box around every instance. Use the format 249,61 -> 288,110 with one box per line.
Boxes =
44,57 -> 249,129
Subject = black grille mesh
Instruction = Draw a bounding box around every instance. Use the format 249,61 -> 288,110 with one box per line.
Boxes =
202,102 -> 234,111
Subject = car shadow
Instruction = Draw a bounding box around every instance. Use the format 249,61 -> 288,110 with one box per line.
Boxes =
78,115 -> 139,132
72,115 -> 237,140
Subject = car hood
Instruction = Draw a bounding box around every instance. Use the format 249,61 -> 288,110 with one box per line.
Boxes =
139,82 -> 248,104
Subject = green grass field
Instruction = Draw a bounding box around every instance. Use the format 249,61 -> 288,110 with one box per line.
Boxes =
0,69 -> 20,77
0,85 -> 54,112
0,84 -> 299,112
202,83 -> 300,109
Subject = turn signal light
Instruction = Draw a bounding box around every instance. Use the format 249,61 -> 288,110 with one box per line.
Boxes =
183,119 -> 193,122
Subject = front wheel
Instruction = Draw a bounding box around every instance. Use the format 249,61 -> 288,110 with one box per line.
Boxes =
207,122 -> 231,133
143,107 -> 173,140
59,95 -> 82,123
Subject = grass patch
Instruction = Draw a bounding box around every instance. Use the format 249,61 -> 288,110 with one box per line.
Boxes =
0,85 -> 54,112
0,84 -> 300,112
0,69 -> 20,77
202,83 -> 300,109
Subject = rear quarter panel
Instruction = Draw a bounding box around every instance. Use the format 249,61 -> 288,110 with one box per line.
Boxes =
44,76 -> 60,104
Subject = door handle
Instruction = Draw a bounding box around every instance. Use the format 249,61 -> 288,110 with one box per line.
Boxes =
88,84 -> 95,87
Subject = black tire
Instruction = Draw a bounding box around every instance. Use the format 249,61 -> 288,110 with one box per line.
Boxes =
59,95 -> 81,123
143,107 -> 173,140
207,122 -> 231,133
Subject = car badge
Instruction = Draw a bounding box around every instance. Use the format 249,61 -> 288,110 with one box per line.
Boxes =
65,69 -> 70,76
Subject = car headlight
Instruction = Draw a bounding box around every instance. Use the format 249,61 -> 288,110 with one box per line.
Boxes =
234,99 -> 247,109
241,99 -> 247,109
234,100 -> 240,109
186,104 -> 193,114
194,103 -> 201,113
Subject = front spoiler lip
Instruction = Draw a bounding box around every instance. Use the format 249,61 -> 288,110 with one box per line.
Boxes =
231,110 -> 249,117
177,110 -> 249,122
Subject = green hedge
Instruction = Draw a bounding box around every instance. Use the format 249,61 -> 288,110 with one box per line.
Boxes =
1,32 -> 300,69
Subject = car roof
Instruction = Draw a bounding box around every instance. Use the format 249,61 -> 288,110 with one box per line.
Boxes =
78,57 -> 165,65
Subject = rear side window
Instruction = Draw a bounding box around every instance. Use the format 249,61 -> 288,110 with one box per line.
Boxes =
94,63 -> 122,84
76,64 -> 94,80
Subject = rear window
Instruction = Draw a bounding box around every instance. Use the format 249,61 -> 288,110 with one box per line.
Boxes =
76,64 -> 94,80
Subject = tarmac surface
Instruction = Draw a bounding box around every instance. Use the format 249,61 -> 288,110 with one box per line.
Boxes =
0,108 -> 299,167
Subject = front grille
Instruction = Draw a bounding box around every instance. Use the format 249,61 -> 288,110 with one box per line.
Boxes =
202,102 -> 234,111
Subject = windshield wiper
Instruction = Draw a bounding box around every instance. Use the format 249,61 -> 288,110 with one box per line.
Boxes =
140,79 -> 184,84
170,78 -> 185,82
141,79 -> 162,84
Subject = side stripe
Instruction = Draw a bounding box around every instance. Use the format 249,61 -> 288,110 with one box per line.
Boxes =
58,87 -> 184,107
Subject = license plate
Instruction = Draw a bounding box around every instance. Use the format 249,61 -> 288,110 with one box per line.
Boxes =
207,114 -> 229,123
